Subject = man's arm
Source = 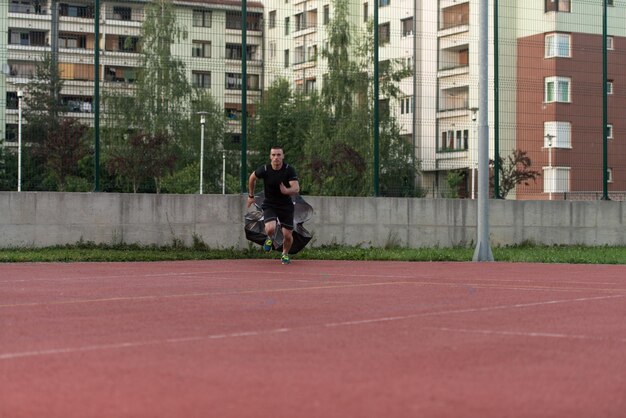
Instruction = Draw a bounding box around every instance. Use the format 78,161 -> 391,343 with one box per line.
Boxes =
247,172 -> 258,208
280,180 -> 300,196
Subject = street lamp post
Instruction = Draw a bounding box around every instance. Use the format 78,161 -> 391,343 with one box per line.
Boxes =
222,149 -> 226,195
470,107 -> 478,200
17,90 -> 24,192
545,133 -> 554,201
197,111 -> 208,194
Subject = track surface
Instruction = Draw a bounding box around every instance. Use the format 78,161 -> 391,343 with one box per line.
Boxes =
1,260 -> 625,418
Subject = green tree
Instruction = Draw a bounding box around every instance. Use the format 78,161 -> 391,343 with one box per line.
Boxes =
249,79 -> 311,179
490,150 -> 541,198
33,118 -> 89,191
103,0 -> 201,192
300,0 -> 416,197
23,53 -> 64,140
106,131 -> 177,193
165,90 -> 228,194
20,53 -> 67,190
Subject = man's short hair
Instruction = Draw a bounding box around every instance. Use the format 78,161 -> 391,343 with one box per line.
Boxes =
271,145 -> 284,151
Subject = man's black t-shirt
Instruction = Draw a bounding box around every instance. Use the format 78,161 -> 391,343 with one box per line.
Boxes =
254,163 -> 298,206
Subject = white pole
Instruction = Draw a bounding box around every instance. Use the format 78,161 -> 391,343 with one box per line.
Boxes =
547,134 -> 553,201
199,114 -> 206,195
17,90 -> 23,192
222,149 -> 226,195
472,0 -> 494,262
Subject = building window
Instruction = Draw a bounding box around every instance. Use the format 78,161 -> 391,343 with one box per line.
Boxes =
323,5 -> 329,25
379,0 -> 390,7
284,49 -> 290,67
607,168 -> 614,183
379,22 -> 390,45
112,6 -> 132,21
607,36 -> 614,50
269,11 -> 276,28
285,17 -> 290,35
401,17 -> 413,37
544,121 -> 571,148
193,10 -> 211,27
117,36 -> 139,53
225,11 -> 261,31
545,0 -> 570,13
305,78 -> 316,94
294,46 -> 305,64
294,12 -> 304,31
544,167 -> 570,193
60,3 -> 93,18
59,33 -> 87,49
545,77 -> 571,103
225,73 -> 260,90
269,41 -> 276,59
607,124 -> 613,140
363,2 -> 368,22
9,30 -> 46,46
307,44 -> 318,61
192,71 -> 211,88
192,41 -> 211,58
6,124 -> 18,142
400,97 -> 412,114
440,129 -> 469,151
545,33 -> 570,58
607,80 -> 614,95
226,44 -> 258,60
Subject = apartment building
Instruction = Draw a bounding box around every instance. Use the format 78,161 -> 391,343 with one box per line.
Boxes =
2,0 -> 263,147
515,1 -> 626,200
263,0 -> 436,167
4,0 -> 624,199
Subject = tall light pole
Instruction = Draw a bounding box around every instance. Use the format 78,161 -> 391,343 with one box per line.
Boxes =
472,0 -> 494,262
17,89 -> 24,192
545,133 -> 554,201
470,107 -> 478,200
222,149 -> 226,195
197,111 -> 208,194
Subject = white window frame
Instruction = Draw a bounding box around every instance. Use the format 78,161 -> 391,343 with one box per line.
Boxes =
607,168 -> 614,183
192,71 -> 211,89
545,76 -> 571,103
607,80 -> 613,95
607,36 -> 614,50
193,10 -> 211,28
544,121 -> 571,148
192,41 -> 211,58
543,167 -> 570,193
269,11 -> 276,28
607,124 -> 613,140
545,33 -> 571,58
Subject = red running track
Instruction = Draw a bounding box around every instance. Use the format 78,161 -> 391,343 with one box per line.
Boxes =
1,260 -> 625,418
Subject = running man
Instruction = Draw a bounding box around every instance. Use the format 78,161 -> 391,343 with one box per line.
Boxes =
247,146 -> 300,264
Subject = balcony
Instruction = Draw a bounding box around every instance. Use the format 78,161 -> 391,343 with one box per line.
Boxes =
440,2 -> 469,31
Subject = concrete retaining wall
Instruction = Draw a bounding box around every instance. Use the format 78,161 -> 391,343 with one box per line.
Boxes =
1,192 -> 625,248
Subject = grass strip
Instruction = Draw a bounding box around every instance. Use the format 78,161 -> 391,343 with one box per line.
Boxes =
0,244 -> 625,264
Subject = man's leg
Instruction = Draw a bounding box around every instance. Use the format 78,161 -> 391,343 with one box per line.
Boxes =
263,220 -> 277,251
282,226 -> 293,255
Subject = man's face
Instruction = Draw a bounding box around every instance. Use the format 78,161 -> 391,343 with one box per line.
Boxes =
270,148 -> 284,166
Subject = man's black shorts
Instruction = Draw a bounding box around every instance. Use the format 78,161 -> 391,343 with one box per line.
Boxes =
262,202 -> 294,230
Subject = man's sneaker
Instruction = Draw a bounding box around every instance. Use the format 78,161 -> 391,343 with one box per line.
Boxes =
263,237 -> 273,252
281,254 -> 291,265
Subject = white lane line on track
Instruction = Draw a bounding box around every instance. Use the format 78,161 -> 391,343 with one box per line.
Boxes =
1,295 -> 624,361
426,327 -> 626,342
324,294 -> 626,327
0,328 -> 291,361
2,280 -> 625,309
